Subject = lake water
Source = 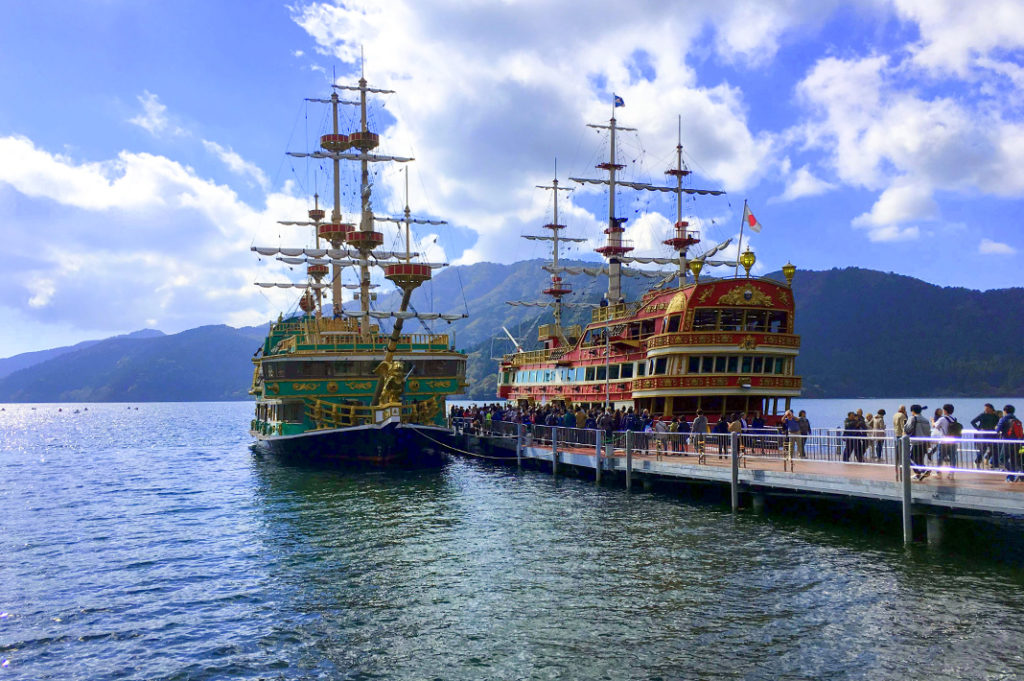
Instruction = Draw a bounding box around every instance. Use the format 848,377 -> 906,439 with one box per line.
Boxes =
2,401 -> 1023,680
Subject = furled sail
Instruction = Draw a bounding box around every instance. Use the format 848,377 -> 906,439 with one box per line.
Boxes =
570,177 -> 725,196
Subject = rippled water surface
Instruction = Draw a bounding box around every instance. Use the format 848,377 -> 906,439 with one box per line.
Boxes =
2,402 -> 1023,680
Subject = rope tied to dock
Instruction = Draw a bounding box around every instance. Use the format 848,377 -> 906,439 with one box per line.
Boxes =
411,427 -> 519,461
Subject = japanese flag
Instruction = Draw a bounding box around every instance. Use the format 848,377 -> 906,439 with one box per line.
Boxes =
742,203 -> 762,233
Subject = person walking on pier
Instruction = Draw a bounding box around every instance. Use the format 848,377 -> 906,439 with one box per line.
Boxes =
870,410 -> 886,460
598,409 -> 614,444
906,404 -> 932,480
893,405 -> 908,443
842,412 -> 862,463
692,409 -> 708,456
971,403 -> 1000,467
797,410 -> 811,458
933,404 -> 959,480
996,405 -> 1022,483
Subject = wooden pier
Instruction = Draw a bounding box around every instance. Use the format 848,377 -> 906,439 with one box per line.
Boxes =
450,424 -> 1024,545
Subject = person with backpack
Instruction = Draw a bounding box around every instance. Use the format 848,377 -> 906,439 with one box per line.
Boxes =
995,404 -> 1022,483
905,404 -> 932,480
934,403 -> 961,480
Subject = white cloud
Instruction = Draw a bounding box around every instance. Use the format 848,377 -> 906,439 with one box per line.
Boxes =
0,135 -> 308,333
128,91 -> 186,137
202,140 -> 270,190
288,0 -> 823,265
892,0 -> 1024,76
293,49 -> 304,57
775,163 -> 836,201
796,50 -> 1024,240
978,238 -> 1017,255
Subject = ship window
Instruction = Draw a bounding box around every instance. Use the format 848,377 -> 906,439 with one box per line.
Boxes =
769,311 -> 787,333
688,356 -> 700,373
653,358 -> 668,375
576,367 -> 586,381
666,315 -> 681,333
640,319 -> 656,337
714,356 -> 726,373
609,365 -> 620,380
701,356 -> 714,373
744,310 -> 767,332
635,362 -> 646,377
596,366 -> 606,381
741,356 -> 752,373
753,357 -> 764,373
763,357 -> 774,373
727,356 -> 738,373
585,367 -> 595,381
620,363 -> 633,378
693,309 -> 718,331
283,402 -> 305,423
775,358 -> 786,374
719,309 -> 743,331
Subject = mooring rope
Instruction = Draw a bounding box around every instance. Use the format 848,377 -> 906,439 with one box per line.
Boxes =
411,427 -> 520,461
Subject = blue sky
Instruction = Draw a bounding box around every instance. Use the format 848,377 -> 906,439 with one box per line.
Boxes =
1,0 -> 1022,356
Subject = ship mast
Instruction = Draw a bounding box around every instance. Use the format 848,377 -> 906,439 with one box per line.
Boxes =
507,162 -> 587,345
662,116 -> 701,283
571,109 -> 636,303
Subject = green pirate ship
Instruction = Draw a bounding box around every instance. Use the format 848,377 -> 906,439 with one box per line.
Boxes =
249,71 -> 467,465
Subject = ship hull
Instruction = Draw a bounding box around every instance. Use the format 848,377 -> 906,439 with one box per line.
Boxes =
251,421 -> 455,467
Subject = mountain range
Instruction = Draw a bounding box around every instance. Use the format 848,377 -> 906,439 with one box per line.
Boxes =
0,263 -> 1021,402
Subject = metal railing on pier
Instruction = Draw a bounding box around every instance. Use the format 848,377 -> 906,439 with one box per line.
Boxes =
450,418 -> 1024,478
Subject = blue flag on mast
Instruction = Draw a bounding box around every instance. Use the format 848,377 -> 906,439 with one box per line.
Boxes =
613,94 -> 624,107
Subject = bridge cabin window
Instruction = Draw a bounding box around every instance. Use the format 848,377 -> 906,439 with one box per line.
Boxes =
585,367 -> 596,381
608,365 -> 620,380
635,361 -> 646,377
690,308 -> 789,333
620,363 -> 633,379
744,311 -> 767,332
665,314 -> 682,333
719,309 -> 743,331
693,309 -> 718,331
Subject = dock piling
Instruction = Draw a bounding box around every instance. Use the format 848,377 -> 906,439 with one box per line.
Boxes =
516,423 -> 523,469
625,431 -> 633,491
901,434 -> 913,544
730,432 -> 740,513
552,429 -> 559,477
595,438 -> 602,485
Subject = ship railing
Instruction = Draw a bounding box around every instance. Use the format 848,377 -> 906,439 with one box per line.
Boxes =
590,302 -> 637,324
505,348 -> 553,366
307,396 -> 441,429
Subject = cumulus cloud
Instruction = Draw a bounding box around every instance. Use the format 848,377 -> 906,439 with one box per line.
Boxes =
202,140 -> 270,190
128,91 -> 186,137
978,238 -> 1016,255
775,163 -> 836,201
796,46 -> 1024,240
288,0 -> 816,265
892,0 -> 1024,77
0,135 -> 306,333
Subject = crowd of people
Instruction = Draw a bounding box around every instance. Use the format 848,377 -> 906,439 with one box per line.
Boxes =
448,403 -> 812,457
449,401 -> 1024,481
898,402 -> 1022,482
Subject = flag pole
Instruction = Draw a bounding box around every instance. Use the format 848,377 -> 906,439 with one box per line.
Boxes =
734,199 -> 747,278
